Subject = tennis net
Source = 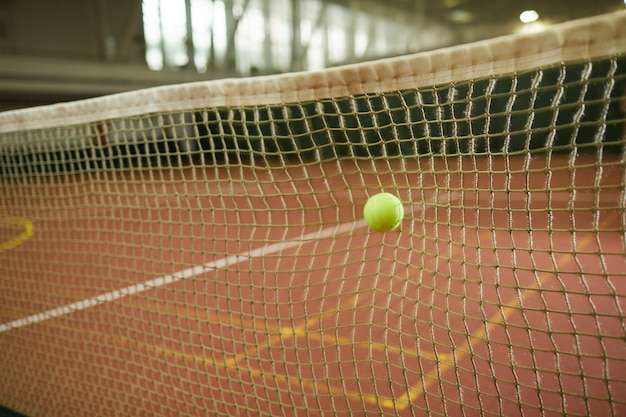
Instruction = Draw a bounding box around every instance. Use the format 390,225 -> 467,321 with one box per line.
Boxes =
1,11 -> 625,417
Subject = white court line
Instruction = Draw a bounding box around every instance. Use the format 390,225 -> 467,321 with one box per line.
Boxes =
0,191 -> 456,334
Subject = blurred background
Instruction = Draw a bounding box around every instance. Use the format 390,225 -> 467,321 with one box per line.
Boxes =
0,0 -> 624,111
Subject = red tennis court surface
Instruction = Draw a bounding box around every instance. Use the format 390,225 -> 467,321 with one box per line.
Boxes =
1,154 -> 625,416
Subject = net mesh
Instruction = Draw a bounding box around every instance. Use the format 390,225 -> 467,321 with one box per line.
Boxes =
1,12 -> 625,417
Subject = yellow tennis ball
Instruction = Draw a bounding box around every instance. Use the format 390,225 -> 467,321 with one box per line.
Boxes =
363,193 -> 404,232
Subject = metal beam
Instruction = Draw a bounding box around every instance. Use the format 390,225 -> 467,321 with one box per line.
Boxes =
290,0 -> 302,72
363,7 -> 377,58
157,0 -> 168,68
346,0 -> 357,63
298,0 -> 327,66
117,1 -> 143,61
321,0 -> 329,67
208,0 -> 216,70
184,0 -> 195,69
224,0 -> 251,70
262,0 -> 272,72
97,0 -> 111,61
411,0 -> 425,52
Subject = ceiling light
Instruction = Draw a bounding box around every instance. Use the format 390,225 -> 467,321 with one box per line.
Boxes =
519,10 -> 539,24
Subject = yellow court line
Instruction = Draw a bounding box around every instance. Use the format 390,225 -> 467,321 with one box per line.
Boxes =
95,290 -> 364,396
114,290 -> 361,364
383,215 -> 616,412
223,292 -> 361,368
5,211 -> 614,410
9,292 -> 365,400
317,331 -> 444,362
3,263 -> 363,398
337,227 -> 477,408
0,217 -> 34,253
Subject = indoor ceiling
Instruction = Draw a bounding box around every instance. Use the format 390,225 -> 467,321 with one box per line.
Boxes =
0,0 -> 624,111
350,0 -> 626,26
